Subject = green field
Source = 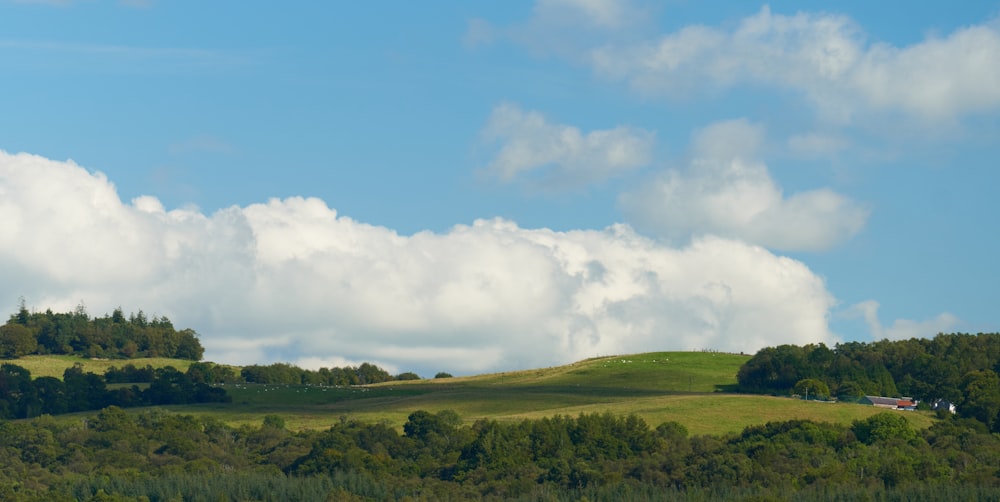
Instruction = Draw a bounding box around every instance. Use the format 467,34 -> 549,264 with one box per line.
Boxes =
11,354 -> 195,378
154,351 -> 936,436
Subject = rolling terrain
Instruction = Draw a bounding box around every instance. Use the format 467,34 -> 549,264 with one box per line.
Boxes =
181,351 -> 937,436
11,351 -> 937,436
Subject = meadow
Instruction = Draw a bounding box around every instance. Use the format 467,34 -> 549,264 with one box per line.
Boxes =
13,354 -> 196,378
156,351 -> 937,436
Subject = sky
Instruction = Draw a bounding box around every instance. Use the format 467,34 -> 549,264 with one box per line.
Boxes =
1,0 -> 999,377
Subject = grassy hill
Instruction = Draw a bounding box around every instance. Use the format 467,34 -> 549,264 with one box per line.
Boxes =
163,351 -> 937,436
10,354 -> 196,378
7,351 -> 937,436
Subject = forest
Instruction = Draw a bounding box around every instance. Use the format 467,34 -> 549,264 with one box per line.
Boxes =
2,406 -> 1000,500
737,333 -> 1000,430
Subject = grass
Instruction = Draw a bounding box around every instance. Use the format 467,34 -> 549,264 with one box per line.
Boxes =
160,351 -> 936,436
8,354 -> 195,379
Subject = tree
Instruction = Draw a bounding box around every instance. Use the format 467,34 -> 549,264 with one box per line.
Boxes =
357,363 -> 391,384
794,379 -> 830,400
737,344 -> 810,392
33,376 -> 67,415
173,328 -> 204,360
851,413 -> 916,444
960,370 -> 1000,431
63,363 -> 108,412
262,414 -> 286,430
404,410 -> 449,441
13,297 -> 29,325
0,364 -> 36,418
0,324 -> 37,358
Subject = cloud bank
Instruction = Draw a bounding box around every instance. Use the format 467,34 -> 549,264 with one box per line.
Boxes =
0,150 -> 840,375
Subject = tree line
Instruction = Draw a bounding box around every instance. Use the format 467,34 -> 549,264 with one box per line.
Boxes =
0,306 -> 438,384
1,357 -> 420,421
1,406 -> 999,500
0,303 -> 204,360
239,361 -> 404,386
737,333 -> 1000,430
0,363 -> 229,420
126,360 -> 419,386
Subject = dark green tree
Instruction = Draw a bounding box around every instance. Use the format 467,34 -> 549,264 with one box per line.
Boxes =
63,363 -> 108,412
960,370 -> 1000,431
794,378 -> 830,399
851,413 -> 916,444
0,324 -> 37,358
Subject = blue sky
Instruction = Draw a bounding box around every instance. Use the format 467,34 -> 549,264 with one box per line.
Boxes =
1,0 -> 999,376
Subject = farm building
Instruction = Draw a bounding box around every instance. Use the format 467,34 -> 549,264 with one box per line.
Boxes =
862,396 -> 917,410
932,399 -> 957,414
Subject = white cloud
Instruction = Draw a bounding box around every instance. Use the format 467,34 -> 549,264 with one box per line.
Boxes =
849,300 -> 960,341
0,150 -> 840,375
582,6 -> 1000,122
620,119 -> 869,252
481,103 -> 655,189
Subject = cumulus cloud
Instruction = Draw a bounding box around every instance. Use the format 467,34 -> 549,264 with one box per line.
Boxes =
0,150 -> 841,375
588,6 -> 1000,122
849,300 -> 960,341
620,119 -> 868,252
480,103 -> 655,189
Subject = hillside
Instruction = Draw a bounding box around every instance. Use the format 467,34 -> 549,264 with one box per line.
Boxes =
0,351 -> 980,500
11,354 -> 197,378
163,351 -> 936,436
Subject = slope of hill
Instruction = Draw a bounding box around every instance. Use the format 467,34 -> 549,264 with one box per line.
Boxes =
169,351 -> 935,436
10,354 -> 196,378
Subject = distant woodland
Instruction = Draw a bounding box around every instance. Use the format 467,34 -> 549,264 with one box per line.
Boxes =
738,333 -> 1000,431
4,307 -> 1000,500
0,302 -> 203,360
0,305 -> 418,421
2,407 -> 1000,500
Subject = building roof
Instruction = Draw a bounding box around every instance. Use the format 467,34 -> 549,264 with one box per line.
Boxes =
865,396 -> 900,406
